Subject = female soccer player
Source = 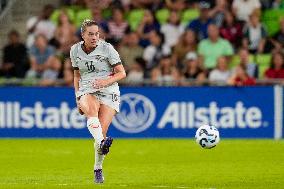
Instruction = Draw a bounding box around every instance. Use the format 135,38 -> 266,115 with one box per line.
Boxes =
70,20 -> 126,183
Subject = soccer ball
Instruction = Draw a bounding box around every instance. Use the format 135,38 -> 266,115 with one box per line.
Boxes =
195,125 -> 220,149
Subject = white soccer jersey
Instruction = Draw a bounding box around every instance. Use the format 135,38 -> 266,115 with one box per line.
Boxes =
70,40 -> 122,98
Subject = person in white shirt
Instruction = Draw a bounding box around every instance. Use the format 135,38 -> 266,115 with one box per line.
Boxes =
242,11 -> 267,53
70,20 -> 126,184
209,56 -> 231,83
26,4 -> 56,48
232,0 -> 261,22
160,10 -> 185,49
143,30 -> 171,70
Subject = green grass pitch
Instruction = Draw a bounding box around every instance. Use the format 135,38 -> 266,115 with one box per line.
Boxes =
0,139 -> 283,189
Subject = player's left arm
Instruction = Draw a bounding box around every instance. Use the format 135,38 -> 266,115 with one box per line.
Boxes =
108,63 -> 127,83
93,63 -> 126,89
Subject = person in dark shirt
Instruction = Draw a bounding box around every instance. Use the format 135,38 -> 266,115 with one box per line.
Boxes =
187,1 -> 212,41
137,10 -> 160,47
220,11 -> 243,49
182,52 -> 206,85
270,18 -> 284,52
0,30 -> 29,78
264,51 -> 284,79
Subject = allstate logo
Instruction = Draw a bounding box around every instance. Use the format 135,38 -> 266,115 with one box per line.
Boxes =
112,93 -> 156,133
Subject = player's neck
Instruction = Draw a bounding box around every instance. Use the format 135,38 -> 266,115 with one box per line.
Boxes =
82,42 -> 97,54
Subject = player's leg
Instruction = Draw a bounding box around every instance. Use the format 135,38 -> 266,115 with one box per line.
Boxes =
92,104 -> 116,182
99,104 -> 116,138
98,104 -> 116,155
78,94 -> 105,183
78,94 -> 104,145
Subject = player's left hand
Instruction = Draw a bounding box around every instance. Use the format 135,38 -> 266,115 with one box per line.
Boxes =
92,79 -> 110,89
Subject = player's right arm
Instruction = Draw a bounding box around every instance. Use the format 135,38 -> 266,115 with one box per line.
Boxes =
70,44 -> 84,114
73,69 -> 80,96
70,44 -> 80,96
73,69 -> 84,115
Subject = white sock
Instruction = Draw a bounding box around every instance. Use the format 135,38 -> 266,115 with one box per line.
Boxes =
87,117 -> 104,145
94,142 -> 105,170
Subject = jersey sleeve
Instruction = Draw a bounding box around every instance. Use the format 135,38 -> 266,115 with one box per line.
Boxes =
107,43 -> 122,67
70,44 -> 79,70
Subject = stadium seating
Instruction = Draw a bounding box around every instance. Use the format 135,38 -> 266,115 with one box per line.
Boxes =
50,8 -> 76,25
102,8 -> 112,19
75,9 -> 92,27
155,8 -> 170,24
127,9 -> 144,31
181,9 -> 199,25
262,9 -> 284,36
228,55 -> 255,69
255,54 -> 271,78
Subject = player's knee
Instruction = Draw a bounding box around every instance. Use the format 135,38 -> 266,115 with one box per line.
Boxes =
88,108 -> 99,117
83,106 -> 98,118
79,95 -> 99,117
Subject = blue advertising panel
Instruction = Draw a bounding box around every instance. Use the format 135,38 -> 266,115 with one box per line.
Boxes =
0,86 -> 276,138
111,86 -> 275,138
0,87 -> 89,137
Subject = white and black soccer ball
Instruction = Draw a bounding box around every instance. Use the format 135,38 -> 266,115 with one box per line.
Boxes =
195,125 -> 220,149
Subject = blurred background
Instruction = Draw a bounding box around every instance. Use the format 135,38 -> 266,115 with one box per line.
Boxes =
0,0 -> 283,139
0,1 -> 284,188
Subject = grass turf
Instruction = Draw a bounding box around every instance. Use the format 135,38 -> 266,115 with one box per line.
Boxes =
0,139 -> 283,189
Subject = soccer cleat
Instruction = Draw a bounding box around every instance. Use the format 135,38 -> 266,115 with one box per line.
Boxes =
99,137 -> 113,155
94,169 -> 104,183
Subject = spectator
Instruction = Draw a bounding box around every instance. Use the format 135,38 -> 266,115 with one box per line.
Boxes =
260,0 -> 272,9
232,0 -> 261,22
26,34 -> 56,78
160,10 -> 185,49
172,30 -> 197,67
209,0 -> 229,27
143,30 -> 170,71
228,64 -> 256,86
264,52 -> 284,79
118,0 -> 132,11
137,10 -> 160,47
198,24 -> 234,69
63,57 -> 72,71
119,32 -> 144,71
61,58 -> 73,86
0,30 -> 29,78
85,0 -> 112,9
238,48 -> 258,78
54,10 -> 78,56
107,8 -> 130,45
272,0 -> 284,9
187,1 -> 212,41
242,11 -> 267,54
151,55 -> 180,85
63,69 -> 74,86
270,18 -> 284,53
39,56 -> 62,86
125,57 -> 145,85
131,0 -> 162,11
165,0 -> 186,11
89,5 -> 109,32
209,56 -> 231,83
220,11 -> 243,49
182,52 -> 206,83
26,4 -> 56,48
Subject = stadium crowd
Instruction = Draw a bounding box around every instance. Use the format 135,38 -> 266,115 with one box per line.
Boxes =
1,0 -> 284,86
